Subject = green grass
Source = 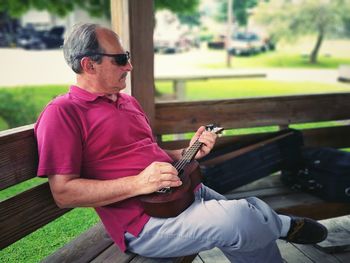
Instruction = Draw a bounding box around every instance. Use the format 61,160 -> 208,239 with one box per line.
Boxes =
0,84 -> 68,111
0,178 -> 46,202
0,208 -> 99,263
155,79 -> 350,101
202,51 -> 350,69
0,85 -> 68,130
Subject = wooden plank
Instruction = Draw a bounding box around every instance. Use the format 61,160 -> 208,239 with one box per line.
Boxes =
277,241 -> 314,263
316,215 -> 350,253
333,251 -> 350,262
42,222 -> 115,263
0,125 -> 38,190
128,0 -> 155,127
0,182 -> 70,249
158,125 -> 350,151
90,243 -> 136,263
154,93 -> 350,134
91,243 -> 195,263
302,125 -> 350,148
293,243 -> 340,263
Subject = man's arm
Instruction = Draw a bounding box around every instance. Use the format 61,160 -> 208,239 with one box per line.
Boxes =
164,126 -> 217,161
48,161 -> 181,208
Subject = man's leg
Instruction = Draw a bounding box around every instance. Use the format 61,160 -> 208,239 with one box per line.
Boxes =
125,185 -> 283,262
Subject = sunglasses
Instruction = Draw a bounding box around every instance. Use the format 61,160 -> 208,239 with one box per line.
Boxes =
76,51 -> 130,66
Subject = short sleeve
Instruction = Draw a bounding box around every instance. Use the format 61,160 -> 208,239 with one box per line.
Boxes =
35,104 -> 83,176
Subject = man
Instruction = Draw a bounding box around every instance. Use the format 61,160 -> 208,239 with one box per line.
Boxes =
35,23 -> 327,262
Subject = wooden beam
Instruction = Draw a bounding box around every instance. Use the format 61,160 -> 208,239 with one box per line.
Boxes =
41,222 -> 115,263
110,0 -> 155,126
130,0 -> 155,127
0,125 -> 38,190
0,183 -> 70,249
110,0 -> 131,95
159,125 -> 350,150
154,93 -> 350,134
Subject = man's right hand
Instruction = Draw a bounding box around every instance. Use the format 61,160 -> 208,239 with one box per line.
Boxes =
137,162 -> 182,194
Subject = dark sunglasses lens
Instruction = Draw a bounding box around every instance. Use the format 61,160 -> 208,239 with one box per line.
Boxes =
114,54 -> 128,66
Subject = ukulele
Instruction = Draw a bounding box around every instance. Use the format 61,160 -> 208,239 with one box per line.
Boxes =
139,124 -> 224,218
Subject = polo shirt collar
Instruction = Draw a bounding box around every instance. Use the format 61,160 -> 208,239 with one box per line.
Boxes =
69,85 -> 122,103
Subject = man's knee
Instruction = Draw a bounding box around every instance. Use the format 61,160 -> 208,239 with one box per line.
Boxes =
226,198 -> 279,250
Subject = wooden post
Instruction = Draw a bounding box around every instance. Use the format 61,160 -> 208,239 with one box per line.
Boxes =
110,0 -> 156,127
110,0 -> 131,95
226,0 -> 233,68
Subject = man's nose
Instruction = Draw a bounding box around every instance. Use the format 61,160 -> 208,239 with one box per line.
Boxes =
125,61 -> 133,71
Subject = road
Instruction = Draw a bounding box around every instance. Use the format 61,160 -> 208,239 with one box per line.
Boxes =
0,48 -> 346,87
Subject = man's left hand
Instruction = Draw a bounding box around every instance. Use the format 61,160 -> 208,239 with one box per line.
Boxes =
188,126 -> 218,160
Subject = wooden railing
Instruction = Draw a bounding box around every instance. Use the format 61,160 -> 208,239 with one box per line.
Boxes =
155,93 -> 350,149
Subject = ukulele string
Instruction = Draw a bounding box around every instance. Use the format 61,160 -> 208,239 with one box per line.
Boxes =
174,128 -> 221,171
174,140 -> 202,171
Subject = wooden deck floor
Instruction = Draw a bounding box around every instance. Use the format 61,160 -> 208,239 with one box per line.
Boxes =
192,175 -> 350,263
194,216 -> 350,262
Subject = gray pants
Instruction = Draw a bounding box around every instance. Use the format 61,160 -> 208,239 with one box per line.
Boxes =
125,185 -> 283,263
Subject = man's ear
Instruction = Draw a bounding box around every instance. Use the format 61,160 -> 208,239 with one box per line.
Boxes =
80,57 -> 95,73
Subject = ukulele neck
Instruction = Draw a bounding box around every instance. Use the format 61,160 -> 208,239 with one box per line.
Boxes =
174,139 -> 202,172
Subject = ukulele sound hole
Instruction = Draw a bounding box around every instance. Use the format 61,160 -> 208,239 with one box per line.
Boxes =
156,187 -> 172,194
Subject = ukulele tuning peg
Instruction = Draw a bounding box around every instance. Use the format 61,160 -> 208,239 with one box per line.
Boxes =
205,124 -> 224,135
205,124 -> 215,131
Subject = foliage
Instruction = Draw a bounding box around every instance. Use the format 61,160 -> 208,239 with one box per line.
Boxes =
254,0 -> 350,63
216,0 -> 259,27
0,89 -> 37,128
0,0 -> 200,19
154,0 -> 200,14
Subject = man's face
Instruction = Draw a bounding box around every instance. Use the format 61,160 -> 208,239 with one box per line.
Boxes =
93,28 -> 133,94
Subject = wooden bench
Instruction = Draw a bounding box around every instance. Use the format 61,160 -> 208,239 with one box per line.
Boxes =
2,93 -> 350,262
0,125 -> 195,262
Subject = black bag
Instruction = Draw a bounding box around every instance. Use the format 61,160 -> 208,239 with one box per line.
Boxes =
200,129 -> 304,194
281,147 -> 350,202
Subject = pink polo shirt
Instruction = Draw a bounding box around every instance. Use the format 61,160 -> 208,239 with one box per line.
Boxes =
35,85 -> 173,251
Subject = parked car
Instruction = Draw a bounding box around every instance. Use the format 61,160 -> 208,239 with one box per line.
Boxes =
0,32 -> 10,47
154,32 -> 198,54
17,26 -> 64,50
227,32 -> 269,56
154,33 -> 179,54
207,34 -> 225,49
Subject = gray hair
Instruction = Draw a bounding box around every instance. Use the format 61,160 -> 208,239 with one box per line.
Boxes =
63,23 -> 104,73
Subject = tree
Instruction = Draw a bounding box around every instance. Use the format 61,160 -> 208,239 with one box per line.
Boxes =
216,0 -> 259,27
255,0 -> 350,64
0,0 -> 199,19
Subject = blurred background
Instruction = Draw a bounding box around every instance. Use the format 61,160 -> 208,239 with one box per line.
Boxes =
0,0 -> 350,129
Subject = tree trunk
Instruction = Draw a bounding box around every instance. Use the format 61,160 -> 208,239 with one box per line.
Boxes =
309,29 -> 324,64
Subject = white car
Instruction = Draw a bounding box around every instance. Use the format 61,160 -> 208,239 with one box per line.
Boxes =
228,32 -> 268,56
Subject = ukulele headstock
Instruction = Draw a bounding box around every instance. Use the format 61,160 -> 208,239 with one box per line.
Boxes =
205,124 -> 224,135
